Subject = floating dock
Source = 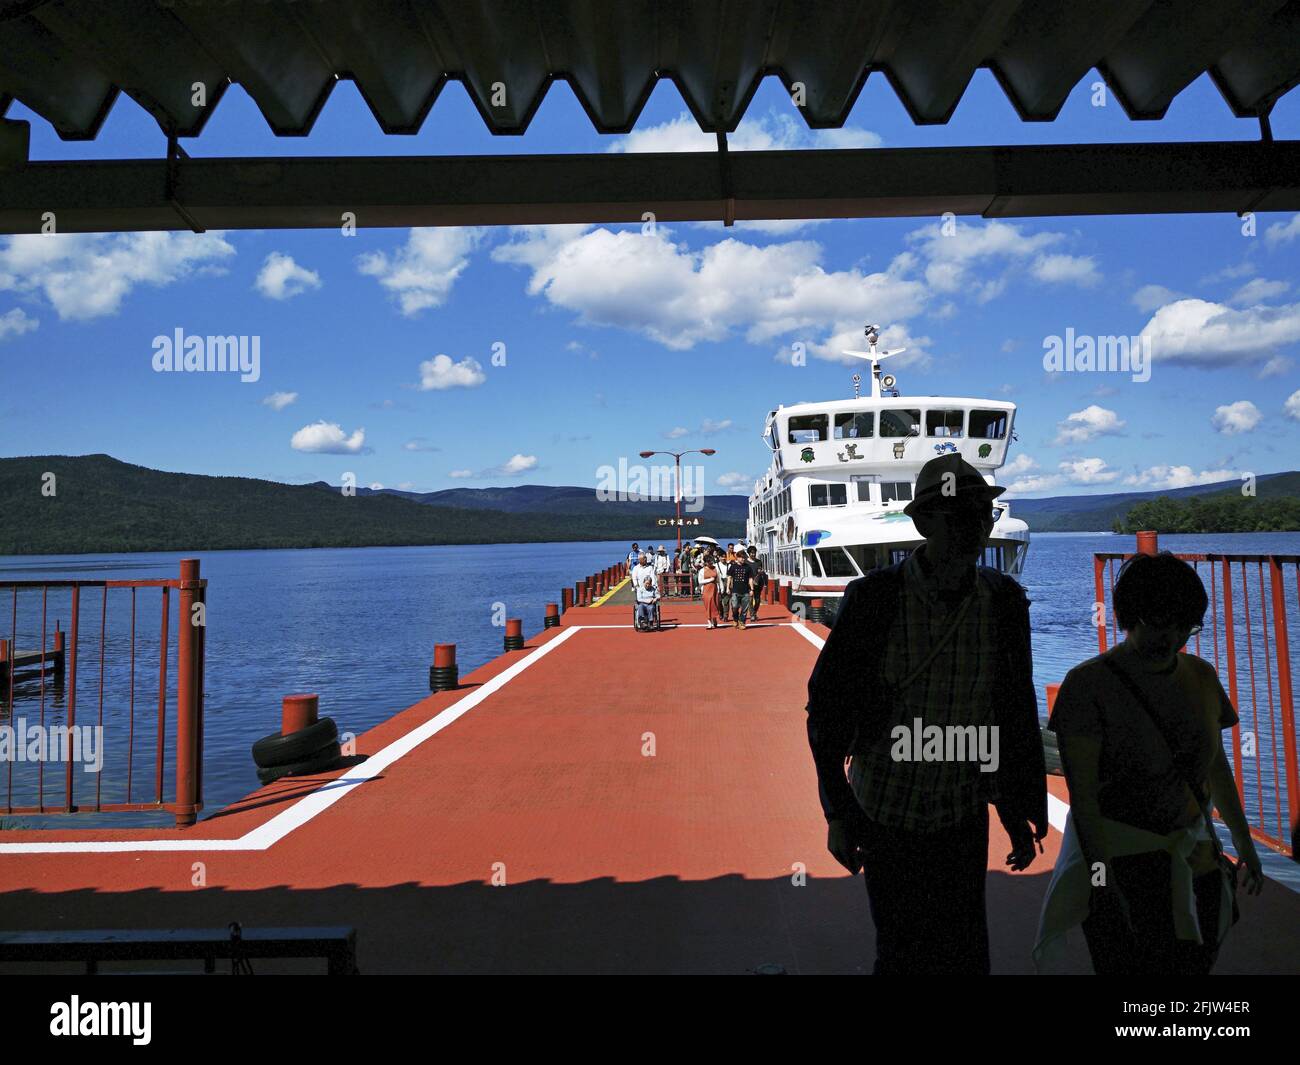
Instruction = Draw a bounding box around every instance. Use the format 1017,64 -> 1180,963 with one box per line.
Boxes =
1,585 -> 1297,974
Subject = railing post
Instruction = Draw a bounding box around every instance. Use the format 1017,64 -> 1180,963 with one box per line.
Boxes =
1267,556 -> 1298,857
1223,559 -> 1242,801
1094,555 -> 1107,654
174,558 -> 201,827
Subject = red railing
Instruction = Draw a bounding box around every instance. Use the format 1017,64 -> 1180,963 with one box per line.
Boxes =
1093,533 -> 1299,858
0,558 -> 206,827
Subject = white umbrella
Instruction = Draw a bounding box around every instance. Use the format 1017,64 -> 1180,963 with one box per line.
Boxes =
693,535 -> 720,547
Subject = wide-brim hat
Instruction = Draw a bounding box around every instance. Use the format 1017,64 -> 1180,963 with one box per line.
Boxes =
903,453 -> 1005,517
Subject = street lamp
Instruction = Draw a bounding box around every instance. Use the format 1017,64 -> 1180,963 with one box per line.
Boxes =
638,448 -> 717,552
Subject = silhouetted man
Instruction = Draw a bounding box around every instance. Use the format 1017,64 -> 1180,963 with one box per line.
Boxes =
805,453 -> 1048,974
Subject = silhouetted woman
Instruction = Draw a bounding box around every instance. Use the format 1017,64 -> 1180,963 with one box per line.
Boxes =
1036,551 -> 1263,974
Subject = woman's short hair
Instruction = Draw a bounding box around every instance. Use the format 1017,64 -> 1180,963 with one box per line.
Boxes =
1112,551 -> 1208,631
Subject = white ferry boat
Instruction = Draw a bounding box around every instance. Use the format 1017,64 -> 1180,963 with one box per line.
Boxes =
746,327 -> 1030,616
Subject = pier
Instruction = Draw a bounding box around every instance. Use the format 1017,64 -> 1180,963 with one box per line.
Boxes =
1,574 -> 1297,974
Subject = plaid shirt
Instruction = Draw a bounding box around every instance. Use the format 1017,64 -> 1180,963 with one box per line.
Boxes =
848,547 -> 1001,831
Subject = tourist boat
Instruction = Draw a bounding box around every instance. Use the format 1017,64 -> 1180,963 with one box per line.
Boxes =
746,326 -> 1031,615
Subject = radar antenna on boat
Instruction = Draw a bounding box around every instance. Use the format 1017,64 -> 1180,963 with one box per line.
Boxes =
842,323 -> 906,399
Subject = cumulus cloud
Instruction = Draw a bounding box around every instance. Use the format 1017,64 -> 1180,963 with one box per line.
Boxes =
1285,389 -> 1300,421
1229,278 -> 1290,306
0,232 -> 234,320
415,354 -> 486,391
1211,400 -> 1262,435
262,391 -> 298,411
1031,253 -> 1101,287
493,224 -> 927,360
609,110 -> 881,154
0,306 -> 38,341
1124,466 -> 1238,489
254,252 -> 321,300
1052,405 -> 1126,445
357,228 -> 482,315
1132,284 -> 1182,313
290,421 -> 367,454
905,219 -> 1063,296
1002,453 -> 1039,476
1264,213 -> 1300,246
453,454 -> 538,479
1140,298 -> 1300,367
1060,457 -> 1120,484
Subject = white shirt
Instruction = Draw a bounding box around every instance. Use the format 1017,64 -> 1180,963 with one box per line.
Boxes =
654,553 -> 670,574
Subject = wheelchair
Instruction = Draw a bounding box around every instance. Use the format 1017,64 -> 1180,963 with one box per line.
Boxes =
633,598 -> 662,632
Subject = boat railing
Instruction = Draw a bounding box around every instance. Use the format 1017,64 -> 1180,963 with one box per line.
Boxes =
1093,534 -> 1299,858
0,559 -> 206,828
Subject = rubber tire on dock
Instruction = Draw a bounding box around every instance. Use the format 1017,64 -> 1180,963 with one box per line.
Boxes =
1042,727 -> 1063,776
252,717 -> 338,770
256,741 -> 343,785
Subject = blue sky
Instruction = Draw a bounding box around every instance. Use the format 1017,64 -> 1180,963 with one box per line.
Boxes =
2,68 -> 1298,499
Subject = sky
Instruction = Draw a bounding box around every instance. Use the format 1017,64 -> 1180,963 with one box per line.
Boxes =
2,67 -> 1299,500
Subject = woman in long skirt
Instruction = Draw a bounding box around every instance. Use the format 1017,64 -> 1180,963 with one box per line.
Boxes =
699,555 -> 721,629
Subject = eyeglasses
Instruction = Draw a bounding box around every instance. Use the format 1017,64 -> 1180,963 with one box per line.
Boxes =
1138,616 -> 1203,636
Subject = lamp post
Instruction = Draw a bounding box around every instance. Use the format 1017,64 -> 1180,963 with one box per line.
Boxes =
638,448 -> 717,552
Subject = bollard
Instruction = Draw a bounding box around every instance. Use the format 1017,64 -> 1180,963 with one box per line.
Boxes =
1136,529 -> 1158,556
574,580 -> 584,607
807,598 -> 824,624
544,602 -> 560,629
430,643 -> 458,691
282,693 -> 319,735
52,623 -> 65,676
504,618 -> 524,651
561,587 -> 573,613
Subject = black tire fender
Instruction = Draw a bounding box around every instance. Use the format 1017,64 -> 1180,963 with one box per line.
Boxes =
252,717 -> 338,769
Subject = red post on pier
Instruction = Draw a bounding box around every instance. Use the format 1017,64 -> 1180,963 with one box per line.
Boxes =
174,558 -> 202,828
1135,530 -> 1158,555
561,587 -> 573,612
281,693 -> 319,735
430,643 -> 458,691
574,580 -> 584,607
504,617 -> 524,651
544,602 -> 560,629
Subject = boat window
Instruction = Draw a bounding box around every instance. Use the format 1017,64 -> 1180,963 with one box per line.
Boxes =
970,409 -> 1009,439
851,475 -> 873,503
879,408 -> 921,438
802,549 -> 824,577
880,481 -> 912,502
817,547 -> 859,577
833,412 -> 874,439
809,483 -> 847,506
846,544 -> 884,573
788,414 -> 828,443
926,409 -> 965,437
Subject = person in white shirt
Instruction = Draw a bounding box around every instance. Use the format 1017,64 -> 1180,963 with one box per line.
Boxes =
634,568 -> 661,630
654,545 -> 671,594
630,553 -> 656,598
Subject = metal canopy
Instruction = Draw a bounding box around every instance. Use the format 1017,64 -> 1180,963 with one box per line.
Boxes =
1,1 -> 1299,233
2,0 -> 1299,139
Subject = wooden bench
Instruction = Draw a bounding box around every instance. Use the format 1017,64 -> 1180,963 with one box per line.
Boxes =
0,925 -> 358,974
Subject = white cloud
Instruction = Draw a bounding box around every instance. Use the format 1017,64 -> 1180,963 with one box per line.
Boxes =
1001,453 -> 1038,476
1229,277 -> 1290,306
1132,284 -> 1181,313
498,454 -> 537,475
1211,400 -> 1262,435
448,469 -> 473,478
397,481 -> 416,491
1264,213 -> 1300,246
357,228 -> 482,315
0,306 -> 38,341
1031,253 -> 1101,287
493,224 -> 927,359
1052,405 -> 1126,445
608,110 -> 881,154
1124,466 -> 1238,489
1258,355 -> 1293,378
664,427 -> 689,439
1005,473 -> 1064,495
1285,389 -> 1300,421
0,232 -> 234,320
290,421 -> 366,454
254,252 -> 321,300
701,418 -> 732,434
1059,457 -> 1120,484
905,219 -> 1062,295
415,354 -> 486,391
403,438 -> 440,452
262,391 -> 298,411
716,472 -> 752,489
1140,298 -> 1300,367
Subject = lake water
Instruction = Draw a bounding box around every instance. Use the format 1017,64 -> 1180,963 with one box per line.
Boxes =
2,531 -> 1297,830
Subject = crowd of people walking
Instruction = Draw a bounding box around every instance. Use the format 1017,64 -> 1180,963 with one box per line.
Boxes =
625,540 -> 768,630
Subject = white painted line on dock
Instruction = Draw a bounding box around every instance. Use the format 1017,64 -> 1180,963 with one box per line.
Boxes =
0,625 -> 583,855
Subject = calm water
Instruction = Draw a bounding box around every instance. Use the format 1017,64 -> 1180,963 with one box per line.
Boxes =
2,532 -> 1297,829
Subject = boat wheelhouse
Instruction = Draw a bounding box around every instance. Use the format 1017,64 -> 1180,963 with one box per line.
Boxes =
747,328 -> 1030,614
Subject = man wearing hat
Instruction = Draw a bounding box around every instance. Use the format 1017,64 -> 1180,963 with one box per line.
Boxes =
805,452 -> 1047,974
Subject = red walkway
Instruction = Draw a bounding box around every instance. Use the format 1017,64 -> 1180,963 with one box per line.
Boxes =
1,593 -> 1296,973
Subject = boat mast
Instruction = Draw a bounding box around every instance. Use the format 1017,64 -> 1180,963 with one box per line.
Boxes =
841,324 -> 906,398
